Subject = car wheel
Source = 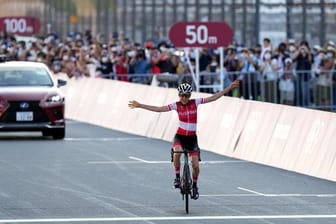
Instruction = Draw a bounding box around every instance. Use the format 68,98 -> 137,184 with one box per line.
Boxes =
52,128 -> 65,140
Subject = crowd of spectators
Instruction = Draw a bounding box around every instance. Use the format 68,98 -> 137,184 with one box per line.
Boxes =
1,30 -> 336,109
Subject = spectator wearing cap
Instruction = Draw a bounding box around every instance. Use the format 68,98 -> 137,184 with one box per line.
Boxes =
327,40 -> 335,49
279,58 -> 296,105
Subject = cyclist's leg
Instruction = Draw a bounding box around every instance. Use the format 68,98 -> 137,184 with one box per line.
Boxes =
172,135 -> 182,188
190,135 -> 200,199
190,153 -> 200,199
190,153 -> 200,186
190,135 -> 200,185
173,144 -> 182,173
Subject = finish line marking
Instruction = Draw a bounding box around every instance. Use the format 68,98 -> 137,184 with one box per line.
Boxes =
1,215 -> 336,223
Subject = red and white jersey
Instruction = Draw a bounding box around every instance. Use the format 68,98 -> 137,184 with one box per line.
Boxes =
167,98 -> 205,136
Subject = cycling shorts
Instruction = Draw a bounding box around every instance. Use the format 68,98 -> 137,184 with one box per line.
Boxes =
173,134 -> 199,157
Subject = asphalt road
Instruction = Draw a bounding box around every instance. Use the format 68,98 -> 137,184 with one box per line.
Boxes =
0,120 -> 335,224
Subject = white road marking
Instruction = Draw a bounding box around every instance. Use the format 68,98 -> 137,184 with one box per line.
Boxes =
238,187 -> 336,197
201,193 -> 258,197
238,187 -> 265,196
87,161 -> 142,164
128,156 -> 166,164
202,193 -> 336,198
127,156 -> 247,164
201,160 -> 248,164
64,137 -> 147,141
1,215 -> 336,223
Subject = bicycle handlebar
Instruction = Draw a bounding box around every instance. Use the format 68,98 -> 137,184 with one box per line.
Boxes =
170,148 -> 201,162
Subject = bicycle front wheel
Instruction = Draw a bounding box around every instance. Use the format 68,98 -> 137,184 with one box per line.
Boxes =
183,163 -> 191,214
185,190 -> 189,214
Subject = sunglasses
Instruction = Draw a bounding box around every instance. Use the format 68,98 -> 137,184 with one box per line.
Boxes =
179,93 -> 191,98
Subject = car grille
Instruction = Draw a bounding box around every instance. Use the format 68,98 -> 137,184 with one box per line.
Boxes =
0,101 -> 49,123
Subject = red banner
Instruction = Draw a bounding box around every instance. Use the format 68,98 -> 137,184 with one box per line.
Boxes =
169,22 -> 233,48
0,16 -> 41,36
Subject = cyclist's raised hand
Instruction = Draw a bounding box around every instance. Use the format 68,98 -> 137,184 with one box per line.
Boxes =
128,100 -> 140,109
203,79 -> 240,104
128,100 -> 169,112
229,80 -> 240,90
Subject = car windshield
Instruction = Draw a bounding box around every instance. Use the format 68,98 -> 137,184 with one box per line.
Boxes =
0,67 -> 53,87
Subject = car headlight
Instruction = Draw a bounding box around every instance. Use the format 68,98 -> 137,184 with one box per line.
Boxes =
0,97 -> 9,113
46,94 -> 63,103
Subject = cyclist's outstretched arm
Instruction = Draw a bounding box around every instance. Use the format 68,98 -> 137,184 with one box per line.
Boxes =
128,100 -> 170,112
203,80 -> 240,104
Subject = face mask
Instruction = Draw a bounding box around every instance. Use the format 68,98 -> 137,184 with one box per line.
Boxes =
101,57 -> 108,63
128,51 -> 135,57
7,47 -> 13,53
264,53 -> 271,60
43,48 -> 50,55
63,55 -> 69,61
29,50 -> 36,56
300,48 -> 306,54
327,52 -> 334,58
289,45 -> 296,52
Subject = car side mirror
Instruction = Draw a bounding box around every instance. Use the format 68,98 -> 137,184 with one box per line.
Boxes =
57,79 -> 67,87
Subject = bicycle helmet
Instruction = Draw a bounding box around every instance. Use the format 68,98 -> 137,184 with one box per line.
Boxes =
177,83 -> 193,94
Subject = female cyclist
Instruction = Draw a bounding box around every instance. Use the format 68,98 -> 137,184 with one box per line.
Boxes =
128,80 -> 239,199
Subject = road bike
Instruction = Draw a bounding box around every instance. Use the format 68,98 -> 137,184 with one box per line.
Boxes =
171,148 -> 196,214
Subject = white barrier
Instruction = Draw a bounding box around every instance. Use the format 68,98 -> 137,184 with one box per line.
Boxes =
61,78 -> 336,182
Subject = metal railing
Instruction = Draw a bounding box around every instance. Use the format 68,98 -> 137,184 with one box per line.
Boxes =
95,69 -> 336,112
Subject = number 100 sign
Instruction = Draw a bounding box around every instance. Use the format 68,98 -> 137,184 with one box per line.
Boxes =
0,17 -> 41,36
169,22 -> 233,48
